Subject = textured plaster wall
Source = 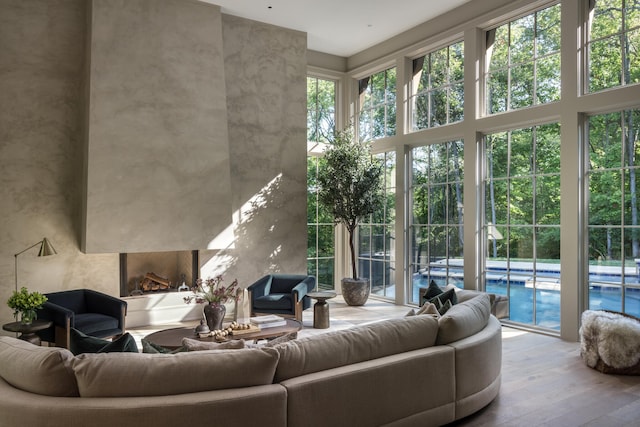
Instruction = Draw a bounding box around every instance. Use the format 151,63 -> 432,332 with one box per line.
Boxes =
0,0 -> 307,327
0,0 -> 118,327
85,0 -> 232,253
210,15 -> 308,286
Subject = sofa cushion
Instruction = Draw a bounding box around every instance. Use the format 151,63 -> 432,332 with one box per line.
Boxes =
437,293 -> 492,345
71,347 -> 279,397
181,337 -> 245,351
274,314 -> 439,382
254,294 -> 292,310
0,336 -> 78,397
74,313 -> 119,335
69,328 -> 138,355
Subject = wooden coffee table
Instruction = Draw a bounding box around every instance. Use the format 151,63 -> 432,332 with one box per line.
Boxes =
144,318 -> 302,350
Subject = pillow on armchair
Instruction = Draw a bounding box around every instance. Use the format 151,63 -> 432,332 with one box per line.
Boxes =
69,328 -> 138,355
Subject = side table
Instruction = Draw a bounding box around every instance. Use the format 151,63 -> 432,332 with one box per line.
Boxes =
307,291 -> 337,329
2,320 -> 52,346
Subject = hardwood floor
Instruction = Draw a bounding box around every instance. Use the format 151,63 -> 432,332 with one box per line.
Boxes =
128,296 -> 640,427
448,328 -> 640,427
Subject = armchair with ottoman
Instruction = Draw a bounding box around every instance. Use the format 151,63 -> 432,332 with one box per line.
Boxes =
36,289 -> 127,349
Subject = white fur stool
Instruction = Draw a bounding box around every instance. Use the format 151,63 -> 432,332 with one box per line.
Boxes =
579,310 -> 640,375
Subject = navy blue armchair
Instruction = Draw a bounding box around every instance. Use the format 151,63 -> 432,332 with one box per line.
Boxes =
36,289 -> 127,349
247,274 -> 316,321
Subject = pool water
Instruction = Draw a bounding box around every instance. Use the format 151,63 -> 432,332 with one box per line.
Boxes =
413,273 -> 640,331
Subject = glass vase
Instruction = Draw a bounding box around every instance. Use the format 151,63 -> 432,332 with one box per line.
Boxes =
20,309 -> 37,325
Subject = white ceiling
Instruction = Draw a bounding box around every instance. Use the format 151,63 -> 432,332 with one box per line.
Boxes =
206,0 -> 473,57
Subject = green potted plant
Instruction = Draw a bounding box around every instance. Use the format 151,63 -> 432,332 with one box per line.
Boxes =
317,127 -> 384,305
7,287 -> 48,325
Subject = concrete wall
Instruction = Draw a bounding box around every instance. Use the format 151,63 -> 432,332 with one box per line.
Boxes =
0,0 -> 307,326
84,0 -> 233,253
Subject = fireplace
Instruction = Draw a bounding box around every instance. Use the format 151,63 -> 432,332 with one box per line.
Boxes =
119,250 -> 200,297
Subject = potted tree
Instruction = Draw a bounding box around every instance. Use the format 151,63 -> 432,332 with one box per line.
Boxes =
317,127 -> 384,305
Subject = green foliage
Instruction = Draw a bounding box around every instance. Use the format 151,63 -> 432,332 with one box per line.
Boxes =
7,287 -> 47,317
317,127 -> 384,278
487,3 -> 561,114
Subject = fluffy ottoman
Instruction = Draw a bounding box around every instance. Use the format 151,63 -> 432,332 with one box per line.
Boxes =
579,310 -> 640,375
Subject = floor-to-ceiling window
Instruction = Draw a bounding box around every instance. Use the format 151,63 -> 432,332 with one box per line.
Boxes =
484,124 -> 562,330
358,151 -> 396,299
409,141 -> 465,304
307,76 -> 336,290
480,4 -> 562,330
584,0 -> 640,317
587,110 -> 640,317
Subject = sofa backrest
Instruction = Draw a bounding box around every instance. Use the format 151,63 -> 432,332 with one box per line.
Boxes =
273,314 -> 439,382
436,293 -> 492,345
71,347 -> 280,397
0,336 -> 78,397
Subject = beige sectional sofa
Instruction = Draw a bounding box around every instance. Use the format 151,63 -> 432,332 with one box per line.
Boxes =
0,291 -> 501,427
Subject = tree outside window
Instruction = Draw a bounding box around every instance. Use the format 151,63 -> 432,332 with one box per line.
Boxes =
588,0 -> 640,92
486,4 -> 561,114
410,41 -> 464,130
358,67 -> 396,141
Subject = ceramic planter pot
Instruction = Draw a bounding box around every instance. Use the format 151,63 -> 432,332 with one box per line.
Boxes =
341,278 -> 370,306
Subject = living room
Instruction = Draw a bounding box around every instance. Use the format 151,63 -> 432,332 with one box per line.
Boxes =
2,0 -> 640,424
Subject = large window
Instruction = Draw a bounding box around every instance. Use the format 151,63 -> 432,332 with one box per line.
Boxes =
307,76 -> 336,143
588,0 -> 640,93
358,151 -> 396,299
306,0 -> 640,338
358,67 -> 397,141
410,41 -> 464,130
587,109 -> 640,317
484,123 -> 561,330
307,77 -> 336,290
409,141 -> 464,304
486,4 -> 561,114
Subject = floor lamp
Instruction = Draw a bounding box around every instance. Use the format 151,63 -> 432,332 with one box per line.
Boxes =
14,238 -> 57,292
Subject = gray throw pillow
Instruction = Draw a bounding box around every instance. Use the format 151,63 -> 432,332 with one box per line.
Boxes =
181,337 -> 245,351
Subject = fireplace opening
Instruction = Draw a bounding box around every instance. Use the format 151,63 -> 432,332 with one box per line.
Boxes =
119,250 -> 199,297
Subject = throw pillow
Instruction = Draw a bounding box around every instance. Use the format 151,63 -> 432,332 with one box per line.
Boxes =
405,308 -> 416,316
423,280 -> 444,300
69,328 -> 138,355
141,338 -> 186,354
416,302 -> 440,317
263,332 -> 298,347
427,287 -> 457,307
181,337 -> 245,351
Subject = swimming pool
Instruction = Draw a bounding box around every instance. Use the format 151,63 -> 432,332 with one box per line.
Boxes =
414,263 -> 640,331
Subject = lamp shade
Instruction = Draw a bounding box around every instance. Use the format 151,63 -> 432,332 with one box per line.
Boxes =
14,237 -> 58,292
37,238 -> 57,257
